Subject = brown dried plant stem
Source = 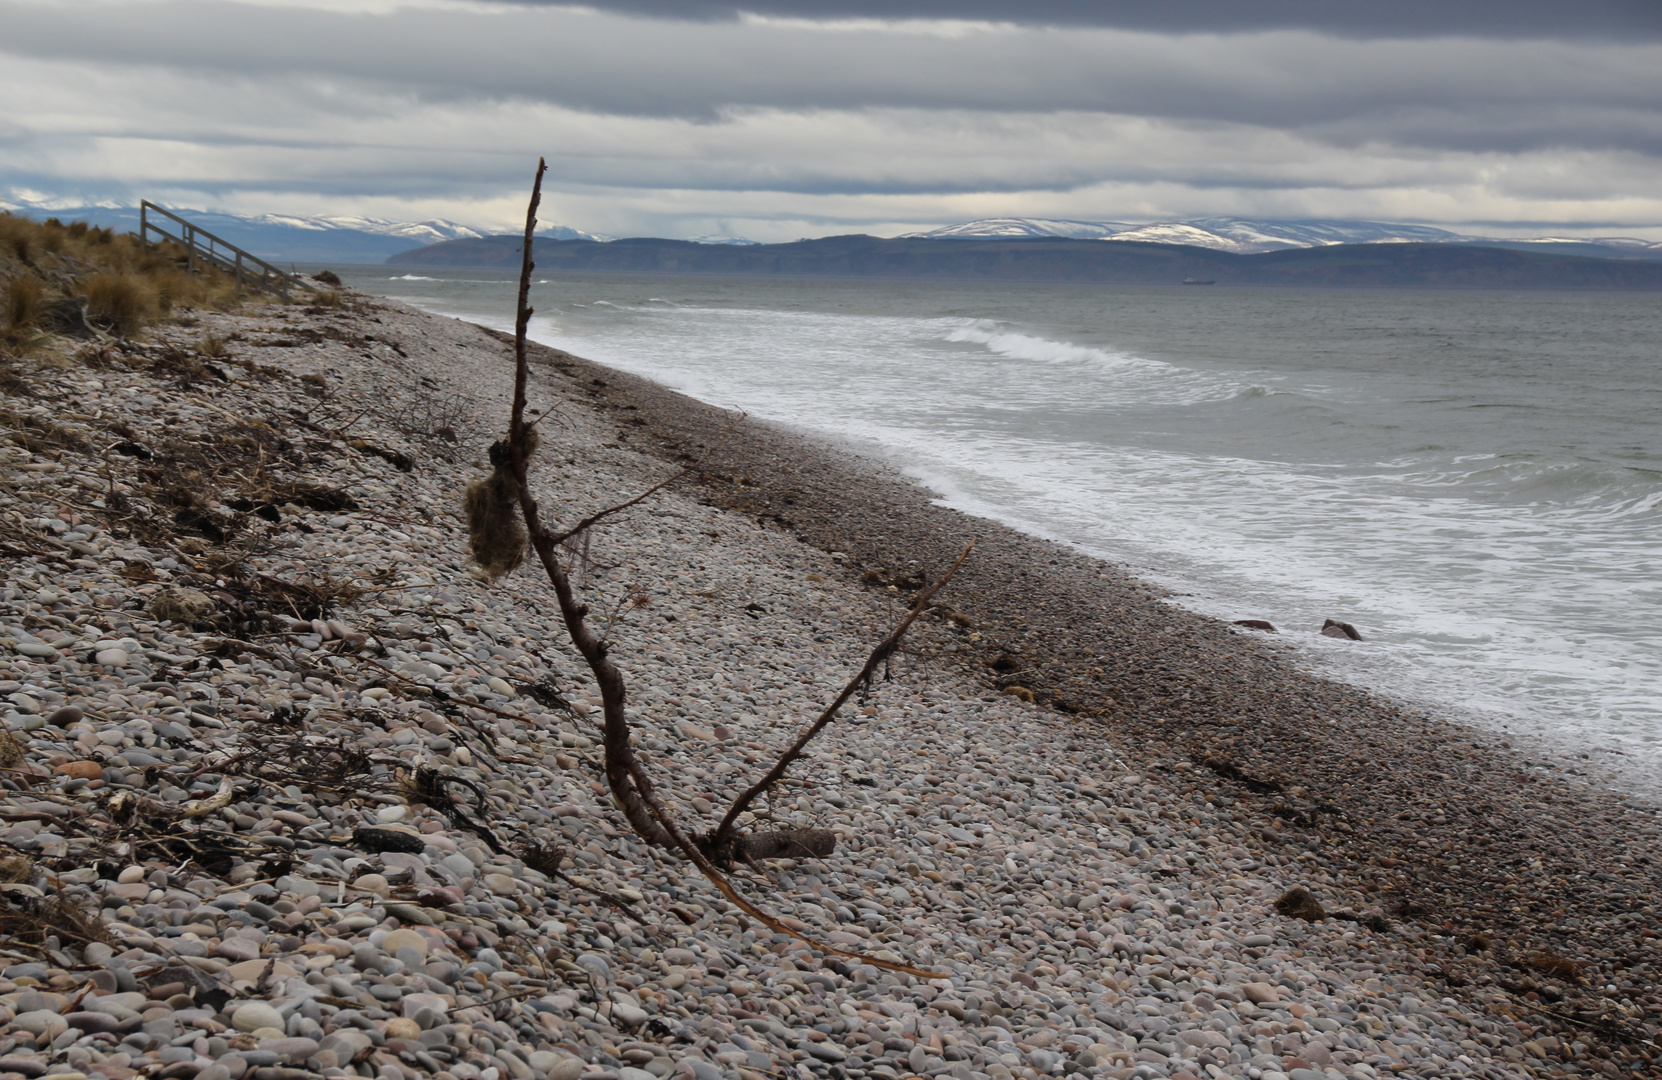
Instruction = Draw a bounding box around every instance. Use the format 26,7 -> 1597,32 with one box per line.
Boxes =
502,159 -> 673,850
712,541 -> 974,853
502,159 -> 945,978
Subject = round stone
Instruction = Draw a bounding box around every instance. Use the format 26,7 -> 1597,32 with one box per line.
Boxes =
543,1056 -> 585,1080
95,648 -> 129,668
610,1002 -> 648,1028
353,873 -> 390,897
230,1001 -> 285,1034
381,928 -> 429,957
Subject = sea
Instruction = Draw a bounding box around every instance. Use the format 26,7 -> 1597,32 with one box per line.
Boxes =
335,266 -> 1662,793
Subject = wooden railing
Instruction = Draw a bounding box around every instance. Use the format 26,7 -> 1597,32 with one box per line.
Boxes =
139,200 -> 317,300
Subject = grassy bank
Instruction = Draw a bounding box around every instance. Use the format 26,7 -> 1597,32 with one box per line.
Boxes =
0,211 -> 243,358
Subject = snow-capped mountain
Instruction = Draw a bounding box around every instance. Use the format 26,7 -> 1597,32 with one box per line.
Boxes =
249,213 -> 482,245
685,234 -> 760,246
908,216 -> 1662,258
537,223 -> 614,243
914,217 -> 1133,240
1492,235 -> 1662,254
0,196 -> 607,262
910,216 -> 1466,252
1106,217 -> 1464,252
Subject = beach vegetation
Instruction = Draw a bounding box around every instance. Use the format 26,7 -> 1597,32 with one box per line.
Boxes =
196,330 -> 231,359
84,271 -> 159,337
0,210 -> 242,357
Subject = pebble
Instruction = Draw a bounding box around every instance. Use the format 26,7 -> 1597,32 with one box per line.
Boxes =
229,1003 -> 284,1034
381,927 -> 429,955
0,292 -> 1644,1080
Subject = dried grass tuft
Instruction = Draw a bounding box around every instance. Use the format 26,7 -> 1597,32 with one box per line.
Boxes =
1526,950 -> 1585,982
0,728 -> 25,772
0,890 -> 117,948
4,274 -> 43,334
85,272 -> 159,338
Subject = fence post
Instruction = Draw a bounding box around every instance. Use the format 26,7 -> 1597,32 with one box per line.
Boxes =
138,201 -> 310,301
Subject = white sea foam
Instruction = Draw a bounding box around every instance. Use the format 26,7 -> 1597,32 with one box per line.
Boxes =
343,268 -> 1662,793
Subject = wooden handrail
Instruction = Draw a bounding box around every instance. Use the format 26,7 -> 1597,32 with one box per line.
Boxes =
138,200 -> 319,300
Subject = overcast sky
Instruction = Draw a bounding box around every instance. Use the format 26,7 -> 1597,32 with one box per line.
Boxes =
4,0 -> 1662,241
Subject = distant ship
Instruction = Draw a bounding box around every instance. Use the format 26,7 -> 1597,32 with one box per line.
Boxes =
1181,277 -> 1216,285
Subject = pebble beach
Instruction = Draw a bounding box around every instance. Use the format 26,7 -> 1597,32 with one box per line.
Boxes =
0,285 -> 1657,1080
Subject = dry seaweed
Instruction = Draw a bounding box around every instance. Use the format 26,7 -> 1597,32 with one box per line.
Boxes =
464,435 -> 535,580
0,890 -> 117,950
518,838 -> 567,878
1275,886 -> 1328,921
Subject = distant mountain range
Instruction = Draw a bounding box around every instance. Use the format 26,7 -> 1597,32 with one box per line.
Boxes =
388,234 -> 1662,290
6,196 -> 1660,266
0,198 -> 607,263
906,216 -> 1662,259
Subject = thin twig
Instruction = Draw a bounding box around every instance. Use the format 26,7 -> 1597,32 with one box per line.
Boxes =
542,416 -> 743,548
713,541 -> 974,850
624,751 -> 945,979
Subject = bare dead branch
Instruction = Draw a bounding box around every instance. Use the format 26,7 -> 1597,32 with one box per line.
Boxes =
501,159 -> 674,850
712,541 -> 975,851
497,159 -> 943,979
622,746 -> 944,979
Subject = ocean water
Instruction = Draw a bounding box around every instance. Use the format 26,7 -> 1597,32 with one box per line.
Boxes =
341,266 -> 1662,788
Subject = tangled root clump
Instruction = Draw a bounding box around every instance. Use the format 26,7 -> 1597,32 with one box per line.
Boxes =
464,427 -> 539,581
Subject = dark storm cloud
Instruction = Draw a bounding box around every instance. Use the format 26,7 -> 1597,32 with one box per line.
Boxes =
531,0 -> 1662,40
3,1 -> 1660,160
5,0 -> 1662,236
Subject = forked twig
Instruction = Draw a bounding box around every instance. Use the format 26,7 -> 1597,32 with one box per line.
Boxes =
712,541 -> 974,852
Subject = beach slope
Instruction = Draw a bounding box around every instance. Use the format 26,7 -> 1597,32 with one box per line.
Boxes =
0,291 -> 1655,1079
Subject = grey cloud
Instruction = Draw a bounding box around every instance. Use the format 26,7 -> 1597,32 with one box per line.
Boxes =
6,1 -> 1662,237
517,0 -> 1662,40
3,1 -> 1661,159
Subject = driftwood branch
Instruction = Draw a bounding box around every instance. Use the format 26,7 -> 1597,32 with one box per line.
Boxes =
711,541 -> 975,851
498,158 -> 944,978
500,159 -> 673,850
